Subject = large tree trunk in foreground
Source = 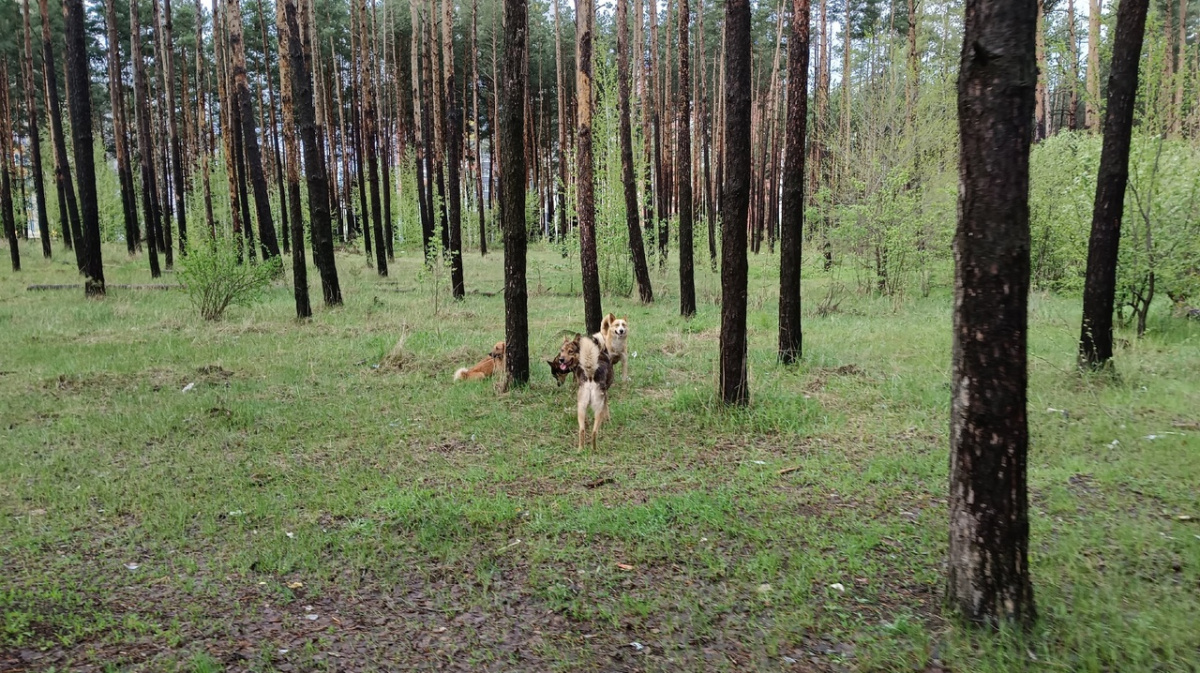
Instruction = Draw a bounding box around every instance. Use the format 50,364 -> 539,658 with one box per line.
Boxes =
618,0 -> 654,303
23,0 -> 52,258
947,0 -> 1037,627
779,0 -> 810,364
677,0 -> 696,317
40,0 -> 84,267
576,0 -> 603,335
1078,0 -> 1150,369
64,0 -> 105,296
278,0 -> 310,318
719,0 -> 751,406
226,0 -> 281,262
502,0 -> 530,386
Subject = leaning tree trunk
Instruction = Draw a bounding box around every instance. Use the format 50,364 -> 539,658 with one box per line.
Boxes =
948,0 -> 1038,627
278,0 -> 310,318
22,0 -> 52,258
719,0 -> 751,406
443,0 -> 465,297
502,0 -> 530,385
0,65 -> 19,272
39,0 -> 84,267
618,0 -> 654,303
677,0 -> 696,317
1078,0 -> 1150,369
226,0 -> 281,262
779,0 -> 810,365
63,0 -> 105,296
576,0 -> 603,335
131,0 -> 162,277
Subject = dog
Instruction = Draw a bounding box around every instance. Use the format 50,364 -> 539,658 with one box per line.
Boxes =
596,314 -> 630,381
547,341 -> 576,387
454,341 -> 506,381
556,334 -> 613,450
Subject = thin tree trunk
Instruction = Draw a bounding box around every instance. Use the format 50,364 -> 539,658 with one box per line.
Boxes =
409,3 -> 434,260
1172,0 -> 1187,137
1034,0 -> 1047,140
502,0 -> 530,385
213,0 -> 245,261
779,0 -> 810,364
195,4 -> 216,240
1067,0 -> 1079,130
576,0 -> 603,334
1079,0 -> 1150,369
40,0 -> 83,266
358,0 -> 387,276
0,64 -> 18,272
22,0 -> 52,258
1086,0 -> 1101,131
63,0 -> 105,296
949,0 -> 1039,627
554,0 -> 569,240
105,0 -> 139,255
278,0 -> 310,318
471,0 -> 487,255
259,0 -> 290,255
226,0 -> 281,262
720,0 -> 751,406
157,0 -> 187,256
678,0 -> 696,316
618,0 -> 654,303
444,0 -> 465,297
132,0 -> 162,277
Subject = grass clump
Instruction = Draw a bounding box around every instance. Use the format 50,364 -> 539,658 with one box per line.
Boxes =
177,236 -> 282,321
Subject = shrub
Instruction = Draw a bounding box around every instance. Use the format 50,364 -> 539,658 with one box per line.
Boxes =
178,237 -> 282,321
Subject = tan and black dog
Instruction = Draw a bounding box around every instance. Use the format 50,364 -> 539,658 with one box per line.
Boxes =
554,334 -> 613,450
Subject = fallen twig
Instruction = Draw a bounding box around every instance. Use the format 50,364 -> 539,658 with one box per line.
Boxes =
26,284 -> 181,291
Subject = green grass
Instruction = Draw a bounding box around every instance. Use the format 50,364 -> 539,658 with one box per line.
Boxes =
1,242 -> 1198,671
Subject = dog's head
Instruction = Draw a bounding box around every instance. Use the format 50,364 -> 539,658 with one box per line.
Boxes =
609,317 -> 628,339
489,341 -> 507,360
547,334 -> 581,386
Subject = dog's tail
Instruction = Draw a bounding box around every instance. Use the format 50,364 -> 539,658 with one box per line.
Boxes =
453,367 -> 470,381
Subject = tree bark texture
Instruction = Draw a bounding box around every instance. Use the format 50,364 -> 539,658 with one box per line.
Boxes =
444,0 -> 465,297
779,0 -> 810,365
720,0 -> 751,406
40,0 -> 84,266
0,64 -> 18,272
677,0 -> 696,317
1086,0 -> 1101,131
23,0 -> 52,257
131,0 -> 162,278
63,0 -> 105,296
502,0 -> 530,385
278,0 -> 311,318
618,0 -> 654,303
576,0 -> 603,335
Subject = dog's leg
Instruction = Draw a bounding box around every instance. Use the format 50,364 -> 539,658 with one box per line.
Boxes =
577,386 -> 589,451
622,355 -> 629,382
592,390 -> 607,451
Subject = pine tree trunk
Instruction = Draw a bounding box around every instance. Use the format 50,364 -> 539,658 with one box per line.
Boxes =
1086,0 -> 1101,131
278,0 -> 311,318
948,0 -> 1037,627
105,0 -> 139,255
357,0 -> 387,276
443,0 -> 465,297
1067,0 -> 1079,130
259,0 -> 290,255
779,0 -> 810,365
576,0 -> 603,335
157,0 -> 188,256
22,0 -> 52,258
195,4 -> 216,241
502,0 -> 530,386
226,0 -> 281,262
63,0 -> 105,296
678,0 -> 696,317
0,65 -> 19,272
1079,0 -> 1150,369
1172,0 -> 1187,137
720,0 -> 751,406
408,3 -> 434,261
618,0 -> 654,304
471,0 -> 487,255
554,0 -> 569,240
132,0 -> 162,277
40,0 -> 84,266
1034,1 -> 1047,140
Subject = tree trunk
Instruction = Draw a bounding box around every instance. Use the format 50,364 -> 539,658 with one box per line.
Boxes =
720,0 -> 750,406
63,0 -> 105,296
618,0 -> 654,304
471,0 -> 487,255
678,0 -> 696,317
948,0 -> 1037,627
105,0 -> 139,255
226,0 -> 281,262
195,4 -> 216,241
278,0 -> 311,318
779,0 -> 810,364
444,0 -> 465,297
22,0 -> 52,258
554,0 -> 569,240
259,0 -> 290,255
357,0 -> 387,276
1086,0 -> 1101,131
156,0 -> 188,256
1172,0 -> 1187,137
502,0 -> 530,386
0,64 -> 18,272
40,0 -> 84,267
1079,0 -> 1149,369
576,0 -> 603,335
132,0 -> 162,277
1034,0 -> 1047,140
1067,0 -> 1079,131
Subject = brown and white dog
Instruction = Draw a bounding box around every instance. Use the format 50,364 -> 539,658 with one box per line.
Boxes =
597,314 -> 630,381
453,341 -> 506,381
555,334 -> 613,450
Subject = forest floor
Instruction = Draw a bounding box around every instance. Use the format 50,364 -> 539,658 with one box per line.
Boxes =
1,242 -> 1198,672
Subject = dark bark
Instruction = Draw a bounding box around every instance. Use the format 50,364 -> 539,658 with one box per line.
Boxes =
618,0 -> 654,303
719,0 -> 751,405
226,0 -> 281,262
358,0 -> 387,277
471,0 -> 487,255
576,0 -> 603,335
1078,0 -> 1150,370
22,0 -> 52,258
948,0 -> 1037,627
63,0 -> 105,296
1,64 -> 18,272
502,0 -> 530,385
158,0 -> 187,256
279,0 -> 311,318
779,0 -> 810,365
678,0 -> 696,317
444,0 -> 465,297
104,0 -> 139,255
131,0 -> 162,278
40,0 -> 84,267
259,0 -> 290,255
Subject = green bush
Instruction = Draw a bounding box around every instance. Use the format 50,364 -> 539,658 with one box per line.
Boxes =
178,236 -> 282,321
